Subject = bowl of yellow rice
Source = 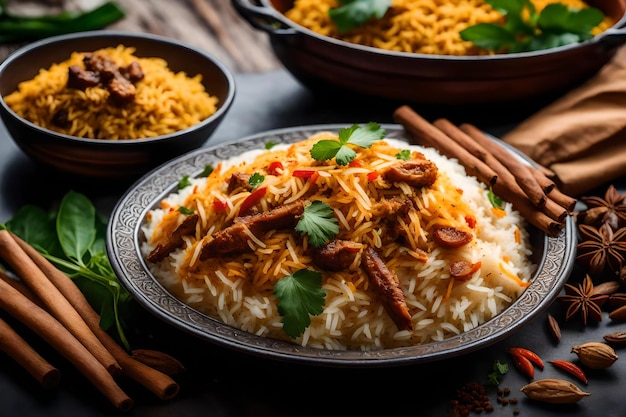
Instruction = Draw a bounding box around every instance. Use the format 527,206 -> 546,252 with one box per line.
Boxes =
0,30 -> 235,178
233,0 -> 626,105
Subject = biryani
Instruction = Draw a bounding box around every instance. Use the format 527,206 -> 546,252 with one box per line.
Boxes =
140,125 -> 536,350
3,45 -> 219,140
284,0 -> 614,56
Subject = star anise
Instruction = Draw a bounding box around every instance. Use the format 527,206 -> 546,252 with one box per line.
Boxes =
557,274 -> 608,325
576,223 -> 626,277
578,184 -> 626,230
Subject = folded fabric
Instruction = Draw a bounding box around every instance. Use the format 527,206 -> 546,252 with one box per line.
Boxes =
501,44 -> 626,197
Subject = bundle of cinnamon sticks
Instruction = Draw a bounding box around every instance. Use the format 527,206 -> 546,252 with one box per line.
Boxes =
0,229 -> 181,410
393,106 -> 577,236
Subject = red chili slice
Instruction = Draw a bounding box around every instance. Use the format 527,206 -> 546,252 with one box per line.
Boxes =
268,161 -> 283,176
213,199 -> 228,211
239,186 -> 267,215
292,169 -> 316,178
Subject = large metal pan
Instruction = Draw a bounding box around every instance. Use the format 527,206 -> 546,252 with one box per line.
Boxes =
233,0 -> 626,105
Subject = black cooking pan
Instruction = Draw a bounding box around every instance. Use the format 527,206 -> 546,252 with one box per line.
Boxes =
233,0 -> 626,104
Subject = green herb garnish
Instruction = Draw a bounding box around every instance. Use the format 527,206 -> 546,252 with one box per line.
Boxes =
0,1 -> 125,43
487,359 -> 509,386
178,175 -> 192,190
310,122 -> 386,166
396,149 -> 411,160
1,191 -> 133,349
199,164 -> 214,177
487,187 -> 505,210
328,0 -> 392,34
265,141 -> 278,150
178,206 -> 195,215
249,172 -> 265,188
295,201 -> 339,248
274,269 -> 326,338
460,0 -> 604,53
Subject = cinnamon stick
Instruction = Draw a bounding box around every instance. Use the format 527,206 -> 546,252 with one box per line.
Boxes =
393,106 -> 563,236
0,317 -> 61,389
434,118 -> 548,208
0,230 -> 122,377
433,118 -> 568,223
12,233 -> 180,401
459,123 -> 577,212
392,105 -> 498,186
0,277 -> 133,410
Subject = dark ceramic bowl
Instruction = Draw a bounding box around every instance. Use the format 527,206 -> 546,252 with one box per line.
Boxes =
0,30 -> 235,178
233,0 -> 626,105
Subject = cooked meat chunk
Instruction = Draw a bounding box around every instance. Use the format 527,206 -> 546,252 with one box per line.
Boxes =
383,158 -> 438,187
107,74 -> 137,105
227,172 -> 252,193
67,53 -> 144,107
147,213 -> 199,263
51,109 -> 70,128
121,61 -> 144,82
83,54 -> 118,82
313,239 -> 361,271
362,247 -> 413,331
200,200 -> 305,259
67,65 -> 100,90
432,225 -> 473,248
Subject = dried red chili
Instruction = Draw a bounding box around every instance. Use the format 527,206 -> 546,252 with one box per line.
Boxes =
510,352 -> 535,379
549,360 -> 588,384
509,347 -> 544,370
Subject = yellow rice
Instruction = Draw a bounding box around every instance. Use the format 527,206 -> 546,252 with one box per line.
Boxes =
141,133 -> 536,350
4,45 -> 219,140
284,0 -> 615,56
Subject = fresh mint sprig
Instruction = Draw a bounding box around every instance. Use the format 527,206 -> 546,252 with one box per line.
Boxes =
310,122 -> 386,166
460,0 -> 604,53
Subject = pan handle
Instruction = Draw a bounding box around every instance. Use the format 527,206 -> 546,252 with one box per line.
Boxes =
231,0 -> 298,36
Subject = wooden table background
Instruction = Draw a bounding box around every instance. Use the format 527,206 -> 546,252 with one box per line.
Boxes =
0,0 -> 283,73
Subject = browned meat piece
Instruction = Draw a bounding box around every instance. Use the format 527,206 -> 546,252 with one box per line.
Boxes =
432,225 -> 473,248
121,61 -> 145,82
227,172 -> 252,193
51,109 -> 70,128
67,65 -> 100,90
362,247 -> 413,331
107,74 -> 137,105
383,158 -> 438,187
83,54 -> 118,82
147,214 -> 199,263
313,239 -> 361,271
200,200 -> 305,259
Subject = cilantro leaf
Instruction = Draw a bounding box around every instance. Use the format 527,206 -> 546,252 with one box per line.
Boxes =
295,200 -> 339,248
310,122 -> 386,166
265,141 -> 277,150
274,269 -> 326,338
328,0 -> 392,34
396,149 -> 411,160
249,172 -> 265,188
487,359 -> 509,386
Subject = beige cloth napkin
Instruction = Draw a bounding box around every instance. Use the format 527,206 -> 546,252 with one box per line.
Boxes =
502,45 -> 626,197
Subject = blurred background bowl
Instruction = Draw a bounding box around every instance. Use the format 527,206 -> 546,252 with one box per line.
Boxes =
233,0 -> 626,105
0,30 -> 235,179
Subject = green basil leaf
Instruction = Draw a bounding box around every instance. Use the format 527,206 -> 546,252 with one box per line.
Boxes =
56,190 -> 96,264
460,23 -> 516,51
